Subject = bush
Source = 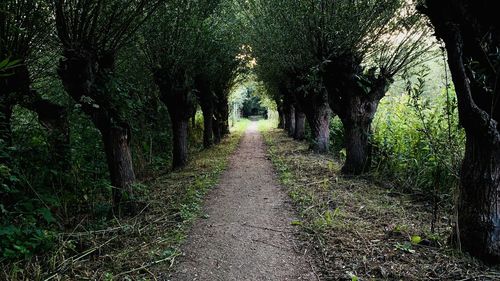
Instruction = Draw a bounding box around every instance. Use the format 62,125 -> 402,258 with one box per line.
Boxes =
371,71 -> 464,199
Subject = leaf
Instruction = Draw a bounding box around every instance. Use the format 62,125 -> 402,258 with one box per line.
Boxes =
0,58 -> 9,69
290,220 -> 302,226
6,59 -> 21,68
411,235 -> 422,245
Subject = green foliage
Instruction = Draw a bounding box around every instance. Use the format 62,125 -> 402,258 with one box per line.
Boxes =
371,67 -> 463,196
0,160 -> 56,260
0,57 -> 21,77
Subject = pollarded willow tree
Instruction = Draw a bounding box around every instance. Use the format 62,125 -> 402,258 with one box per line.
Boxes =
143,0 -> 221,169
420,0 -> 500,263
194,1 -> 241,148
318,0 -> 432,174
144,0 -> 238,165
50,0 -> 163,207
0,0 -> 69,168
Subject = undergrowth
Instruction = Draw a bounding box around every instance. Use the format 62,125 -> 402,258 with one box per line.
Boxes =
259,121 -> 498,281
1,120 -> 249,281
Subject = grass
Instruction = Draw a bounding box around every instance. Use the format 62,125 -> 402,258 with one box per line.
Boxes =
2,119 -> 250,281
258,120 -> 500,281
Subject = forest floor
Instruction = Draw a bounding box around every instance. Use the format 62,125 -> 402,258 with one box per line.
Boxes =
169,120 -> 317,281
259,121 -> 500,280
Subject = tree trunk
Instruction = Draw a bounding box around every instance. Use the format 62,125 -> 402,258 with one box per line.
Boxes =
278,106 -> 285,129
457,136 -> 500,263
420,0 -> 500,262
221,102 -> 230,136
305,102 -> 330,153
294,110 -> 306,140
201,105 -> 214,148
298,90 -> 330,153
341,119 -> 372,175
171,117 -> 189,168
58,50 -> 136,208
284,103 -> 295,136
102,125 -> 136,207
339,96 -> 380,174
213,117 -> 221,144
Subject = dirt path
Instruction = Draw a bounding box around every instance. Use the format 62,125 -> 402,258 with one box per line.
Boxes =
169,121 -> 316,281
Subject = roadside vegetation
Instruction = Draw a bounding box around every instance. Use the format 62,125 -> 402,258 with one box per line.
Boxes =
2,120 -> 248,280
260,121 -> 496,280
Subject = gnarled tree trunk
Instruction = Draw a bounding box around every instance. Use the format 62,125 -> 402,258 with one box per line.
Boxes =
201,104 -> 214,148
338,96 -> 381,175
221,101 -> 230,136
160,89 -> 194,169
294,108 -> 306,140
58,50 -> 136,208
324,56 -> 389,174
195,76 -> 215,148
155,70 -> 195,169
283,94 -> 295,136
276,98 -> 285,129
421,0 -> 500,262
170,116 -> 189,168
459,135 -> 500,262
102,125 -> 135,205
212,116 -> 222,145
297,90 -> 330,153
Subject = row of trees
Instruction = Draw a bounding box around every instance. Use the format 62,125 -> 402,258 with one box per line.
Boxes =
1,0 -> 240,214
238,0 -> 500,263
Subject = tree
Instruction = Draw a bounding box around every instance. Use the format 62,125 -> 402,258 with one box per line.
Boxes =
51,0 -> 162,208
319,0 -> 432,174
420,0 -> 500,263
1,0 -> 69,167
144,0 -> 220,169
194,2 -> 240,148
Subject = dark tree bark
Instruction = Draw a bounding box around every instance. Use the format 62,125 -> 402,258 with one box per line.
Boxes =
213,92 -> 229,138
283,94 -> 296,136
1,64 -> 70,170
275,97 -> 285,129
102,125 -> 135,205
220,101 -> 230,136
421,0 -> 500,262
324,56 -> 389,174
294,109 -> 306,140
201,105 -> 214,148
155,70 -> 195,169
0,64 -> 30,147
336,95 -> 383,175
58,49 -> 136,207
296,90 -> 330,153
195,76 -> 214,148
171,117 -> 189,168
212,116 -> 221,145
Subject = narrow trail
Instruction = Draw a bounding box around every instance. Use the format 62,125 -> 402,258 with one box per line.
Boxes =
169,121 -> 316,281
